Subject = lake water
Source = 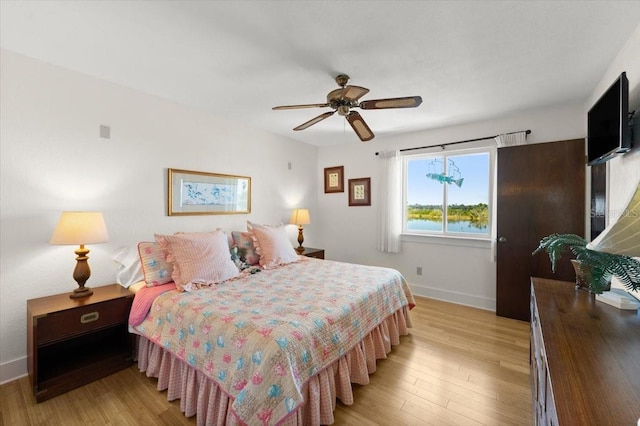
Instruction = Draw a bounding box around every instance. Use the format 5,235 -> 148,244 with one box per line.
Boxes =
407,219 -> 488,234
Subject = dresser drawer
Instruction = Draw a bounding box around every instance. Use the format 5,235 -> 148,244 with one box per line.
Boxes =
36,297 -> 132,345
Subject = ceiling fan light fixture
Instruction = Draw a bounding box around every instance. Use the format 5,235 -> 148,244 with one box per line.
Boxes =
272,74 -> 422,142
335,74 -> 350,87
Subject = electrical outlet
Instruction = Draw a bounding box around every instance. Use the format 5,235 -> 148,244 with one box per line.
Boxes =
417,267 -> 422,276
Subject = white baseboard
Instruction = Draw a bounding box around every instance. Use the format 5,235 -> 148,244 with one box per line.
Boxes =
0,356 -> 27,385
408,282 -> 496,312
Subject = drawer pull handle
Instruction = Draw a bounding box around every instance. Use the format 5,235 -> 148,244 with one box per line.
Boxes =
80,312 -> 99,324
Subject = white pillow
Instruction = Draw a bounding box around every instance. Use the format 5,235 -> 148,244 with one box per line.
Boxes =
112,245 -> 144,288
247,221 -> 299,269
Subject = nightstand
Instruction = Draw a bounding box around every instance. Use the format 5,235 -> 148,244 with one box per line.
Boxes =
27,284 -> 134,402
296,247 -> 325,259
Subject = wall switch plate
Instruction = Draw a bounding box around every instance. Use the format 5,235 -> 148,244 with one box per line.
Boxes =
417,267 -> 422,276
99,124 -> 110,139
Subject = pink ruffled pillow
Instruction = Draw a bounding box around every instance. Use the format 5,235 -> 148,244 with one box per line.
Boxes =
138,242 -> 174,287
231,231 -> 260,265
155,230 -> 239,291
246,221 -> 299,269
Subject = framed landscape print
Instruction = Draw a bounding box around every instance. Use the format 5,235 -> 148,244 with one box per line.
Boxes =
324,166 -> 344,193
348,177 -> 371,206
168,168 -> 251,216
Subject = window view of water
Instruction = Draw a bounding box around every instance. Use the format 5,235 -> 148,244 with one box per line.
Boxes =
407,219 -> 488,234
405,150 -> 491,237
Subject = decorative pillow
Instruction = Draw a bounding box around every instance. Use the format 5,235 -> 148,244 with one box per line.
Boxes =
231,231 -> 260,265
155,230 -> 239,291
246,221 -> 299,269
112,245 -> 145,288
138,242 -> 174,287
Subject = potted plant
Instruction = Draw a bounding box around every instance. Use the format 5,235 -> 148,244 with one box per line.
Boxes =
532,233 -> 640,294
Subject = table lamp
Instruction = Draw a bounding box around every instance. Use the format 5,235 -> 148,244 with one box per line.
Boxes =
50,211 -> 110,298
289,208 -> 310,252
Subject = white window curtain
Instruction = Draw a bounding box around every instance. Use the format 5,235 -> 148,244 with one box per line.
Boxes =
377,150 -> 402,253
494,131 -> 528,148
490,131 -> 529,261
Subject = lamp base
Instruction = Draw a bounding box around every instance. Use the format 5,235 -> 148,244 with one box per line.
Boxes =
297,226 -> 304,250
70,244 -> 93,299
70,286 -> 93,299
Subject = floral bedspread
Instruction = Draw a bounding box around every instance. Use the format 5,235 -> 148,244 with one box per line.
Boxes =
133,257 -> 414,425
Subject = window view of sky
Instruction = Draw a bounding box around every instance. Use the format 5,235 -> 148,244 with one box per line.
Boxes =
407,153 -> 490,206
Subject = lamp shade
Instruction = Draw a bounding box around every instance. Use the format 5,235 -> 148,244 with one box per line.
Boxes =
290,208 -> 311,226
50,212 -> 110,245
587,182 -> 640,257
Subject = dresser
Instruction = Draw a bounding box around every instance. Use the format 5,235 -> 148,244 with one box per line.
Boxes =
530,277 -> 640,425
27,284 -> 134,402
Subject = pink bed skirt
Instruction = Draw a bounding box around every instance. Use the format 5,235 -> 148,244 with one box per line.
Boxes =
137,306 -> 411,426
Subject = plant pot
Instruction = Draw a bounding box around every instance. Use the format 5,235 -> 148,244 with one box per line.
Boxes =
570,259 -> 611,293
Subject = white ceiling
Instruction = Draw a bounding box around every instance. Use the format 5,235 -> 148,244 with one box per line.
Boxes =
1,1 -> 639,147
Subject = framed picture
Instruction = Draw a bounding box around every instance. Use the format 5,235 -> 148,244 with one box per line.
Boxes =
348,177 -> 371,206
324,166 -> 344,193
168,168 -> 251,216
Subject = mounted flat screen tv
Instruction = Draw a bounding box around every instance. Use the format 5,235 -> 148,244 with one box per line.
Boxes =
587,72 -> 631,165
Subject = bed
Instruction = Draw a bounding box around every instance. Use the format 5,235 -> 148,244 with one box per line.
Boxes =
120,225 -> 415,426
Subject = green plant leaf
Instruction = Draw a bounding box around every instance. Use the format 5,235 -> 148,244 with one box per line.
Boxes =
533,233 -> 640,293
532,234 -> 587,273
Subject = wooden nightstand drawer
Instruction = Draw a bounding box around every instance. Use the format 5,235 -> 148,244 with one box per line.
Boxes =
36,297 -> 131,345
297,247 -> 325,259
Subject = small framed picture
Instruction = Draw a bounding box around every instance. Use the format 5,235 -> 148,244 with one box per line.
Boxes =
348,177 -> 371,206
324,166 -> 344,193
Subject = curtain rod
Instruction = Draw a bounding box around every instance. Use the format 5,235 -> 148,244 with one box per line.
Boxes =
374,129 -> 531,155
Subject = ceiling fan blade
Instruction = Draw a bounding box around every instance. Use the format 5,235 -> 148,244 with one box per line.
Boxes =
346,111 -> 374,142
359,96 -> 422,110
341,85 -> 370,101
273,103 -> 330,110
293,111 -> 336,131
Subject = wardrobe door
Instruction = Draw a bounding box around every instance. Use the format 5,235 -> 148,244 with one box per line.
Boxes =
496,139 -> 585,321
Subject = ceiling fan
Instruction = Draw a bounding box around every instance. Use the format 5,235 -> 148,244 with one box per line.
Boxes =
272,74 -> 422,142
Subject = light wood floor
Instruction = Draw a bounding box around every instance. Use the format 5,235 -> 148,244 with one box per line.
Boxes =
0,296 -> 532,425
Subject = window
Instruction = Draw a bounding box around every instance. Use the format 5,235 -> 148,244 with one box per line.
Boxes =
403,147 -> 493,237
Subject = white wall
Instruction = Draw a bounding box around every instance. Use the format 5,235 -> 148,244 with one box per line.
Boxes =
0,50 -> 319,383
587,22 -> 640,215
316,23 -> 640,313
586,23 -> 640,295
316,102 -> 585,309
